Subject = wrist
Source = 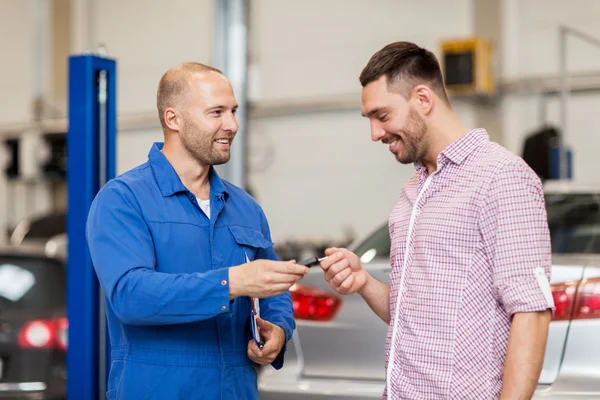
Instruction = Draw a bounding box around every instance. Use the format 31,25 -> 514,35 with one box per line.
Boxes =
275,324 -> 285,341
228,265 -> 244,300
357,269 -> 371,297
274,324 -> 286,351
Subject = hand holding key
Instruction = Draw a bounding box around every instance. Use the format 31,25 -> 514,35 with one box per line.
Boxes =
319,248 -> 369,295
228,259 -> 309,299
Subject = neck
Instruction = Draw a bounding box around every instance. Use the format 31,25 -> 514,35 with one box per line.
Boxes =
162,139 -> 211,200
421,109 -> 469,174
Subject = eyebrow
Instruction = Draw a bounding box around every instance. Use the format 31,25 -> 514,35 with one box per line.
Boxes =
207,104 -> 239,112
361,107 -> 384,118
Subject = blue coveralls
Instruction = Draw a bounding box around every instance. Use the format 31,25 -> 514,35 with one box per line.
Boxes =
86,142 -> 295,400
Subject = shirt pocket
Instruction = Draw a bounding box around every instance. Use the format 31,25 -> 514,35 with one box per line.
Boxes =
228,225 -> 273,262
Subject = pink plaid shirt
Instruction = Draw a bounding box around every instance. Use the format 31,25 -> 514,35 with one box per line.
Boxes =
384,129 -> 555,399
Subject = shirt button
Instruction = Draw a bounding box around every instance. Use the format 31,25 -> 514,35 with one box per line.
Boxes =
221,280 -> 227,286
221,305 -> 227,311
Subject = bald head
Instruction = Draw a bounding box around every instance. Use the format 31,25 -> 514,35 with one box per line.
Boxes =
156,62 -> 224,129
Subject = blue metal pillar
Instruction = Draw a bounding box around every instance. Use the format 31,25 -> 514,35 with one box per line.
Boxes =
67,54 -> 117,400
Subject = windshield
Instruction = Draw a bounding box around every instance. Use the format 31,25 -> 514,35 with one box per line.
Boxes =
353,192 -> 600,263
0,255 -> 65,312
352,223 -> 390,263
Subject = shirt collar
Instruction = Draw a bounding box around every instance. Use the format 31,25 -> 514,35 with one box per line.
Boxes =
413,128 -> 489,171
148,142 -> 229,198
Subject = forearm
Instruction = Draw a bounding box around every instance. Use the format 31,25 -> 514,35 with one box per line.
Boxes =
108,267 -> 232,325
500,310 -> 552,400
358,273 -> 391,324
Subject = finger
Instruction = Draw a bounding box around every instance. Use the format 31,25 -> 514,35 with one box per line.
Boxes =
338,275 -> 355,294
248,349 -> 272,366
273,261 -> 309,276
320,251 -> 344,271
256,283 -> 298,298
325,259 -> 350,282
324,247 -> 341,257
248,340 -> 263,359
270,272 -> 307,285
249,339 -> 263,356
331,266 -> 353,287
256,337 -> 279,361
252,356 -> 271,366
261,336 -> 279,354
276,282 -> 298,291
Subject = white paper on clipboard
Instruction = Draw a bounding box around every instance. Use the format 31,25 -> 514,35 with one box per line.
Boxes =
247,253 -> 264,347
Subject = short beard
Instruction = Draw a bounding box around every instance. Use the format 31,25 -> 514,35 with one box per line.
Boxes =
395,107 -> 427,164
180,114 -> 230,166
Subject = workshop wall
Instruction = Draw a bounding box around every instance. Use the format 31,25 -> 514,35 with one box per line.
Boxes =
93,0 -> 215,116
0,0 -> 34,124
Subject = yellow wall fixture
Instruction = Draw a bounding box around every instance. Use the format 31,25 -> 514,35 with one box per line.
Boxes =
440,37 -> 495,97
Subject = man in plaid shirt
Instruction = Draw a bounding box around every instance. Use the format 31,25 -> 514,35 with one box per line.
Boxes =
320,41 -> 555,399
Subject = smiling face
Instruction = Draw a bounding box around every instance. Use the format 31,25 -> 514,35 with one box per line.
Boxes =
361,76 -> 429,164
177,72 -> 239,166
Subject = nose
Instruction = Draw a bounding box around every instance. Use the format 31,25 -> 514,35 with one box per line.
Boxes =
223,111 -> 239,133
370,121 -> 386,142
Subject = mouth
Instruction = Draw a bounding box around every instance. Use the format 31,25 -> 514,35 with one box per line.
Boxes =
382,135 -> 401,153
214,138 -> 232,150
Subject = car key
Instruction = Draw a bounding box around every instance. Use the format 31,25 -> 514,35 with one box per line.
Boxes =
298,256 -> 328,267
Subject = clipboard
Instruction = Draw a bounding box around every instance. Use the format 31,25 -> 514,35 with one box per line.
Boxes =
247,253 -> 264,349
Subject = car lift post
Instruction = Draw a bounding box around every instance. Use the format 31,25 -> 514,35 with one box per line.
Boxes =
67,54 -> 116,400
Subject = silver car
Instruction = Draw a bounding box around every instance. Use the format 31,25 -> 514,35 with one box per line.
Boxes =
258,180 -> 600,399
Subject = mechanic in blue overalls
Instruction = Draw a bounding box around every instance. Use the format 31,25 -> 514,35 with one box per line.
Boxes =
86,62 -> 309,400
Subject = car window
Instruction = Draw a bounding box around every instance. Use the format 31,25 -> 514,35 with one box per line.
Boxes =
0,256 -> 65,312
352,223 -> 390,264
546,193 -> 600,254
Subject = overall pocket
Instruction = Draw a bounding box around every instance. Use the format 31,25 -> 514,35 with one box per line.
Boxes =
228,225 -> 273,261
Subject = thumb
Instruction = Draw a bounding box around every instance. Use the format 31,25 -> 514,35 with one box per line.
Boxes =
256,317 -> 274,339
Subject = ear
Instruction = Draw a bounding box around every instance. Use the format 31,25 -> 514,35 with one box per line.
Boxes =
412,84 -> 434,116
164,107 -> 183,132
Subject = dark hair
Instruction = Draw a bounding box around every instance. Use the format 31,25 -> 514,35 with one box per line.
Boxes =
359,41 -> 449,104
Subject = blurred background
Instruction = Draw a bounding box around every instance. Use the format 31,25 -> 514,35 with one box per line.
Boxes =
3,0 -> 600,249
1,1 -> 600,399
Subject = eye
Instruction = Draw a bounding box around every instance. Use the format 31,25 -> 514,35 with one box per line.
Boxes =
378,114 -> 388,122
232,108 -> 238,115
210,110 -> 222,116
